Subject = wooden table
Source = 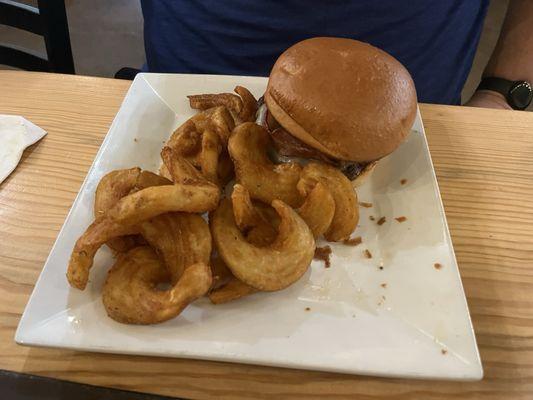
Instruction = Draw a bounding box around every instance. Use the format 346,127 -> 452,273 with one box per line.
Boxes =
1,70 -> 532,400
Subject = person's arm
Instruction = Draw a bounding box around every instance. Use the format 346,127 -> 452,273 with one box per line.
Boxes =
466,0 -> 533,109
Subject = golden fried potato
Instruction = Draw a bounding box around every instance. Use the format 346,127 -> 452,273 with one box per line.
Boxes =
196,106 -> 236,144
161,145 -> 232,186
231,183 -> 278,247
209,254 -> 234,290
94,168 -> 141,218
100,236 -> 142,253
188,93 -> 241,118
136,170 -> 173,189
298,162 -> 358,241
102,246 -> 211,325
167,106 -> 234,151
106,182 -> 219,226
166,119 -> 203,169
210,198 -> 315,291
164,108 -> 235,185
169,119 -> 201,160
67,217 -> 139,290
207,185 -> 281,304
188,86 -> 258,124
160,146 -> 206,184
67,160 -> 219,290
67,203 -> 215,291
232,183 -> 261,231
209,278 -> 257,305
297,181 -> 335,238
208,253 -> 257,304
217,150 -> 234,186
158,163 -> 172,181
228,122 -> 303,208
234,86 -> 259,123
139,212 -> 211,283
94,168 -> 171,252
104,152 -> 219,226
199,129 -> 222,185
95,168 -> 172,214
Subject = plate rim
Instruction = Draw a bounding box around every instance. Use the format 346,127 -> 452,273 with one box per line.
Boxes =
15,72 -> 483,380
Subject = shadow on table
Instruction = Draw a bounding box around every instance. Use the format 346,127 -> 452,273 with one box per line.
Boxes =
1,368 -> 177,400
0,142 -> 40,190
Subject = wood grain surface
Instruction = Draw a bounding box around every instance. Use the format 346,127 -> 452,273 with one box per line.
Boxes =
0,70 -> 532,399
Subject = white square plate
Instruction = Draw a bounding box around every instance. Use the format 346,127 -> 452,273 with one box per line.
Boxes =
16,73 -> 482,380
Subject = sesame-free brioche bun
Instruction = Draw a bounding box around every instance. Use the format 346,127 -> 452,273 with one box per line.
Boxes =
265,37 -> 417,163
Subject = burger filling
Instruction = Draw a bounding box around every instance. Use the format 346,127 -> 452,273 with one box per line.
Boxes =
256,100 -> 370,180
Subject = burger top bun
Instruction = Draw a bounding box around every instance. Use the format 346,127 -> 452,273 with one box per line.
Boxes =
265,37 -> 417,163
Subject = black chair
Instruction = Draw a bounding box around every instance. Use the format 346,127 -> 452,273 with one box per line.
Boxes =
0,0 -> 75,73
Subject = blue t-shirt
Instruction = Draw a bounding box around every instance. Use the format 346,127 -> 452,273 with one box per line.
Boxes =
141,1 -> 489,105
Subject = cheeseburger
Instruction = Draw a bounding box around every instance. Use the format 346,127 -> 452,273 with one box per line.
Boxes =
259,37 -> 417,186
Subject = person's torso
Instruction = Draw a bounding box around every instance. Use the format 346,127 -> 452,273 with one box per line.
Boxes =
141,0 -> 489,104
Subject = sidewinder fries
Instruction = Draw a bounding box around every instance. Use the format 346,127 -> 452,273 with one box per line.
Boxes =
67,83 -> 361,324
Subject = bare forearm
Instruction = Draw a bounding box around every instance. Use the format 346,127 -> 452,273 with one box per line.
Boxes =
484,0 -> 533,82
467,0 -> 533,108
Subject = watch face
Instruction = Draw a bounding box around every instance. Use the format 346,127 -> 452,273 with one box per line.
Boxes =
509,81 -> 533,110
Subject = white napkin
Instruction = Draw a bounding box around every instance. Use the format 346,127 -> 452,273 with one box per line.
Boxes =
0,115 -> 47,185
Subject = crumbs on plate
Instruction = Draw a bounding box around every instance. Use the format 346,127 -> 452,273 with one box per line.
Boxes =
400,178 -> 408,185
376,216 -> 386,226
314,246 -> 332,268
434,263 -> 443,270
380,283 -> 387,288
363,249 -> 372,259
359,201 -> 373,208
369,215 -> 375,221
343,236 -> 362,246
305,307 -> 311,312
395,216 -> 407,223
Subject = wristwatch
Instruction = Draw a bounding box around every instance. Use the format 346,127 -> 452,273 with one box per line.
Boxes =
477,77 -> 532,110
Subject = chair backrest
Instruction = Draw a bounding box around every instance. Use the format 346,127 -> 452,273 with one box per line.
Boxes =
0,0 -> 75,73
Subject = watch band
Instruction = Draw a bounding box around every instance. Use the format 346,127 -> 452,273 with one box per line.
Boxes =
477,77 -> 513,94
477,77 -> 532,110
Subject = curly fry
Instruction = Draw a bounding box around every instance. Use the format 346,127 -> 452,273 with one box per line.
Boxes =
209,278 -> 257,305
231,183 -> 278,246
94,168 -> 171,252
105,181 -> 219,225
103,247 -> 211,325
211,198 -> 315,291
67,157 -> 219,290
188,93 -> 242,116
234,86 -> 258,123
208,254 -> 258,304
297,181 -> 335,238
228,122 -> 303,208
164,107 -> 235,185
199,129 -> 222,185
298,162 -> 358,241
168,106 -> 234,148
187,86 -> 258,125
139,212 -> 211,283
